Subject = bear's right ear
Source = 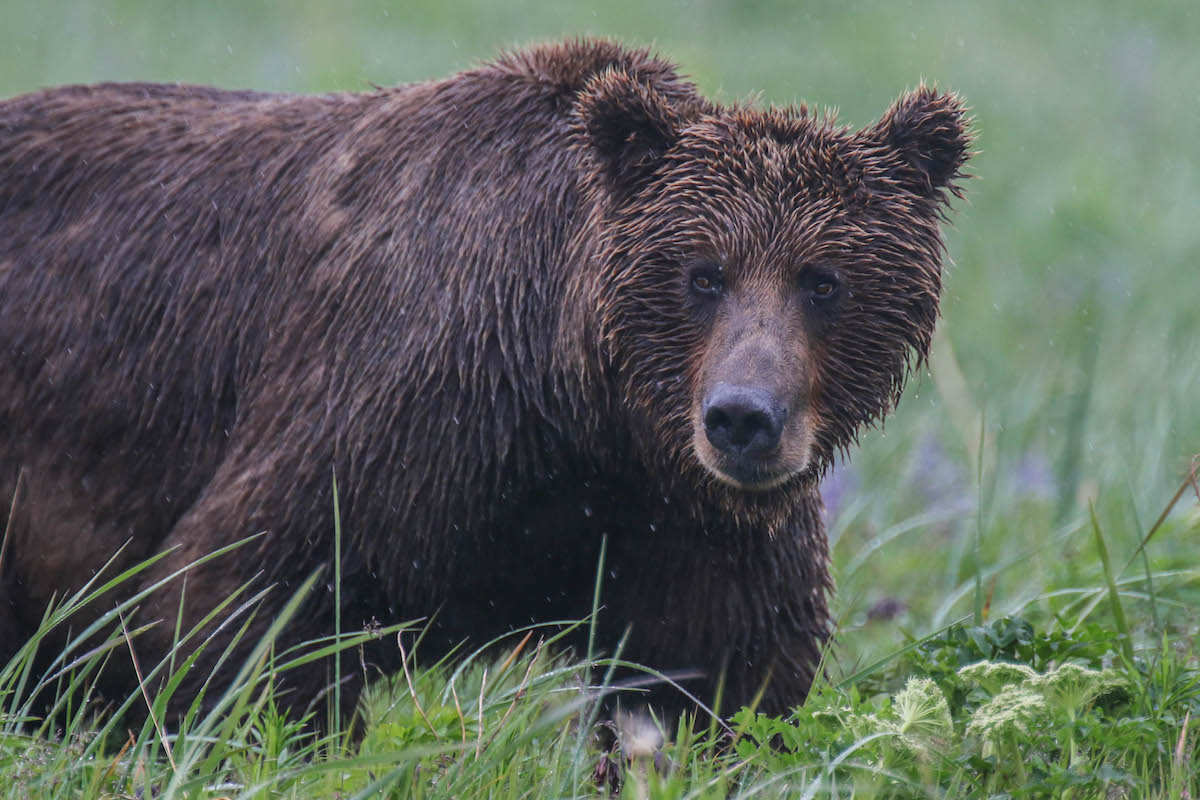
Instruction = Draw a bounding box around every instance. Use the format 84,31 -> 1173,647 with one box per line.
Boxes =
575,69 -> 681,196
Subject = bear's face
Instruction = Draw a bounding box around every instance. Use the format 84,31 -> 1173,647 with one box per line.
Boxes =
575,71 -> 970,501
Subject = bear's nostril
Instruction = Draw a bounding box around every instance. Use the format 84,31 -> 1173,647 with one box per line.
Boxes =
702,385 -> 784,457
733,409 -> 771,446
704,406 -> 732,436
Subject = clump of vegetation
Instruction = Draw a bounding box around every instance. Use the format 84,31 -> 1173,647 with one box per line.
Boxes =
733,616 -> 1196,798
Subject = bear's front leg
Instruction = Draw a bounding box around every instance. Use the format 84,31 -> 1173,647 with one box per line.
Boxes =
128,425 -> 375,727
605,501 -> 832,718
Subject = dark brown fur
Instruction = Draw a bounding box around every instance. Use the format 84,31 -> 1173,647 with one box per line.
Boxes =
0,39 -> 970,721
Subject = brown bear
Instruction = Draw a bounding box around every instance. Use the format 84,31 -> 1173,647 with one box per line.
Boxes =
0,39 -> 970,722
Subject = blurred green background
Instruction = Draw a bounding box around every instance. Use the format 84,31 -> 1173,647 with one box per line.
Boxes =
3,1 -> 1197,667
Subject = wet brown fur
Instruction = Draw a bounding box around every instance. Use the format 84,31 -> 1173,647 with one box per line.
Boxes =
0,39 -> 970,720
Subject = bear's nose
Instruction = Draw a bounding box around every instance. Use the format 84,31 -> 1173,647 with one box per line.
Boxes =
702,384 -> 784,458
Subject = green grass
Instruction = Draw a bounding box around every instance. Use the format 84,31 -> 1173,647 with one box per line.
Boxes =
2,0 -> 1199,796
2,495 -> 1198,797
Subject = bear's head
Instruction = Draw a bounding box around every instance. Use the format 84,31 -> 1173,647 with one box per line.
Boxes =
571,67 -> 970,508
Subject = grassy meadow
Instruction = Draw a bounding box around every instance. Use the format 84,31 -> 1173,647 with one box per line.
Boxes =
1,0 -> 1198,796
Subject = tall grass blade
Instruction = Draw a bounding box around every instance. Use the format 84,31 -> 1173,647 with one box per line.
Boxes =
1089,502 -> 1134,664
834,616 -> 970,689
332,470 -> 343,741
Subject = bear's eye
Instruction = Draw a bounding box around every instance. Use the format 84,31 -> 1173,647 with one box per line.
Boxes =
812,279 -> 837,299
799,268 -> 842,304
689,264 -> 725,297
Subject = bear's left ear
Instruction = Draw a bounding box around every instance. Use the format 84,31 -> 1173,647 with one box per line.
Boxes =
860,86 -> 971,202
575,68 -> 682,196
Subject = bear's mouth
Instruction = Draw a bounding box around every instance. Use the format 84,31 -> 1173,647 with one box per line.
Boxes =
704,456 -> 797,491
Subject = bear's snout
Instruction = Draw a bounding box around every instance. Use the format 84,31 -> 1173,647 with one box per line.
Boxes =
702,383 -> 784,459
690,315 -> 814,491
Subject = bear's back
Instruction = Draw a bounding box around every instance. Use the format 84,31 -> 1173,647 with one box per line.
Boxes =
0,40 -> 699,530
